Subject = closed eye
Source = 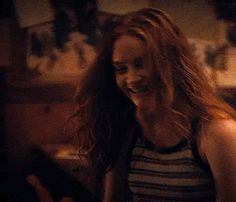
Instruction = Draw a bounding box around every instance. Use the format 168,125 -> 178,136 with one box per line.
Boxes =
113,63 -> 127,74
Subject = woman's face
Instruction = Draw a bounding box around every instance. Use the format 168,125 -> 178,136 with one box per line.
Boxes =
112,35 -> 154,107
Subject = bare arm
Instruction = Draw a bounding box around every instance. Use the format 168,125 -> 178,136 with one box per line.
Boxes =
200,119 -> 236,202
26,175 -> 73,202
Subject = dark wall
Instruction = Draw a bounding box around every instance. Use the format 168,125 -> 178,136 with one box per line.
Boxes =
0,0 -> 14,18
0,67 -> 7,201
214,0 -> 236,22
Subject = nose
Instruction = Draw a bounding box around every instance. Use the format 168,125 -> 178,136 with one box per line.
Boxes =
126,67 -> 142,85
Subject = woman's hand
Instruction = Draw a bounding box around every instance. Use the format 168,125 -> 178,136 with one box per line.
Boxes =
26,175 -> 73,202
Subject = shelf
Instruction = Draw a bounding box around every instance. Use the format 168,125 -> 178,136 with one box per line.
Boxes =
7,76 -> 79,103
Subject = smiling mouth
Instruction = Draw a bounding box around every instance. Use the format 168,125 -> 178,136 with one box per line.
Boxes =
128,86 -> 149,94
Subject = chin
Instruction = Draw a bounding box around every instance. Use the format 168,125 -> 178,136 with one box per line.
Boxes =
132,96 -> 156,110
131,98 -> 142,108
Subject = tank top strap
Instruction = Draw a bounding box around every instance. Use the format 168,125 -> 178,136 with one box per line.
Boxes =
190,117 -> 212,174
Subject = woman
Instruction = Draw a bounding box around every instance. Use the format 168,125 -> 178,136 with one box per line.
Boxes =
29,8 -> 236,202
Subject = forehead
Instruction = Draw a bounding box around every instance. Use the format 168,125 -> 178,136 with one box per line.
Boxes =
112,35 -> 146,62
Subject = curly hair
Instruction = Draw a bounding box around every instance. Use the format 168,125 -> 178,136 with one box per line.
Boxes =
72,8 -> 236,171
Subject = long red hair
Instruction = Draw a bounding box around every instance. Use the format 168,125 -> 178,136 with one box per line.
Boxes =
72,8 -> 236,170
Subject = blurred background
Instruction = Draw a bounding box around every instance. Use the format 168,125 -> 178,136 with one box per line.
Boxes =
1,0 -> 236,201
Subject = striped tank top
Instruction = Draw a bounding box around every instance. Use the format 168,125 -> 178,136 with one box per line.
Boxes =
128,137 -> 216,202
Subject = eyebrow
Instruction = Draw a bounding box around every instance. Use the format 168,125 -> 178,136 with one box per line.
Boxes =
112,61 -> 127,66
112,57 -> 143,66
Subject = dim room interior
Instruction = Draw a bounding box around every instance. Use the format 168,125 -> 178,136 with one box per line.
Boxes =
1,0 -> 236,201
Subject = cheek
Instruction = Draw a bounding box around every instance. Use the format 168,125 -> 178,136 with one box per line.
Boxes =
115,75 -> 123,89
115,75 -> 126,93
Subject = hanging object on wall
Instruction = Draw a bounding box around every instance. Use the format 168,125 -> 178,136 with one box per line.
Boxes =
14,0 -> 54,27
13,0 -> 100,83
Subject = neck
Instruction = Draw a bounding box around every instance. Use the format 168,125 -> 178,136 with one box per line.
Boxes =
141,118 -> 186,147
136,104 -> 193,147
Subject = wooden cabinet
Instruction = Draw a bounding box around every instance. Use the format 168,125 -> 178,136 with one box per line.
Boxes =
6,102 -> 77,156
6,102 -> 76,185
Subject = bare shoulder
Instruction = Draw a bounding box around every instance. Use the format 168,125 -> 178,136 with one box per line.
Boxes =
200,119 -> 236,201
199,118 -> 236,161
204,118 -> 236,139
199,118 -> 236,167
207,119 -> 236,139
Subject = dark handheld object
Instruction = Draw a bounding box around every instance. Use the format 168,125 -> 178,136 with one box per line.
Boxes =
21,146 -> 100,202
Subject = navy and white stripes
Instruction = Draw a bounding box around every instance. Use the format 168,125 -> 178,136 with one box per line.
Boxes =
128,138 -> 215,201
